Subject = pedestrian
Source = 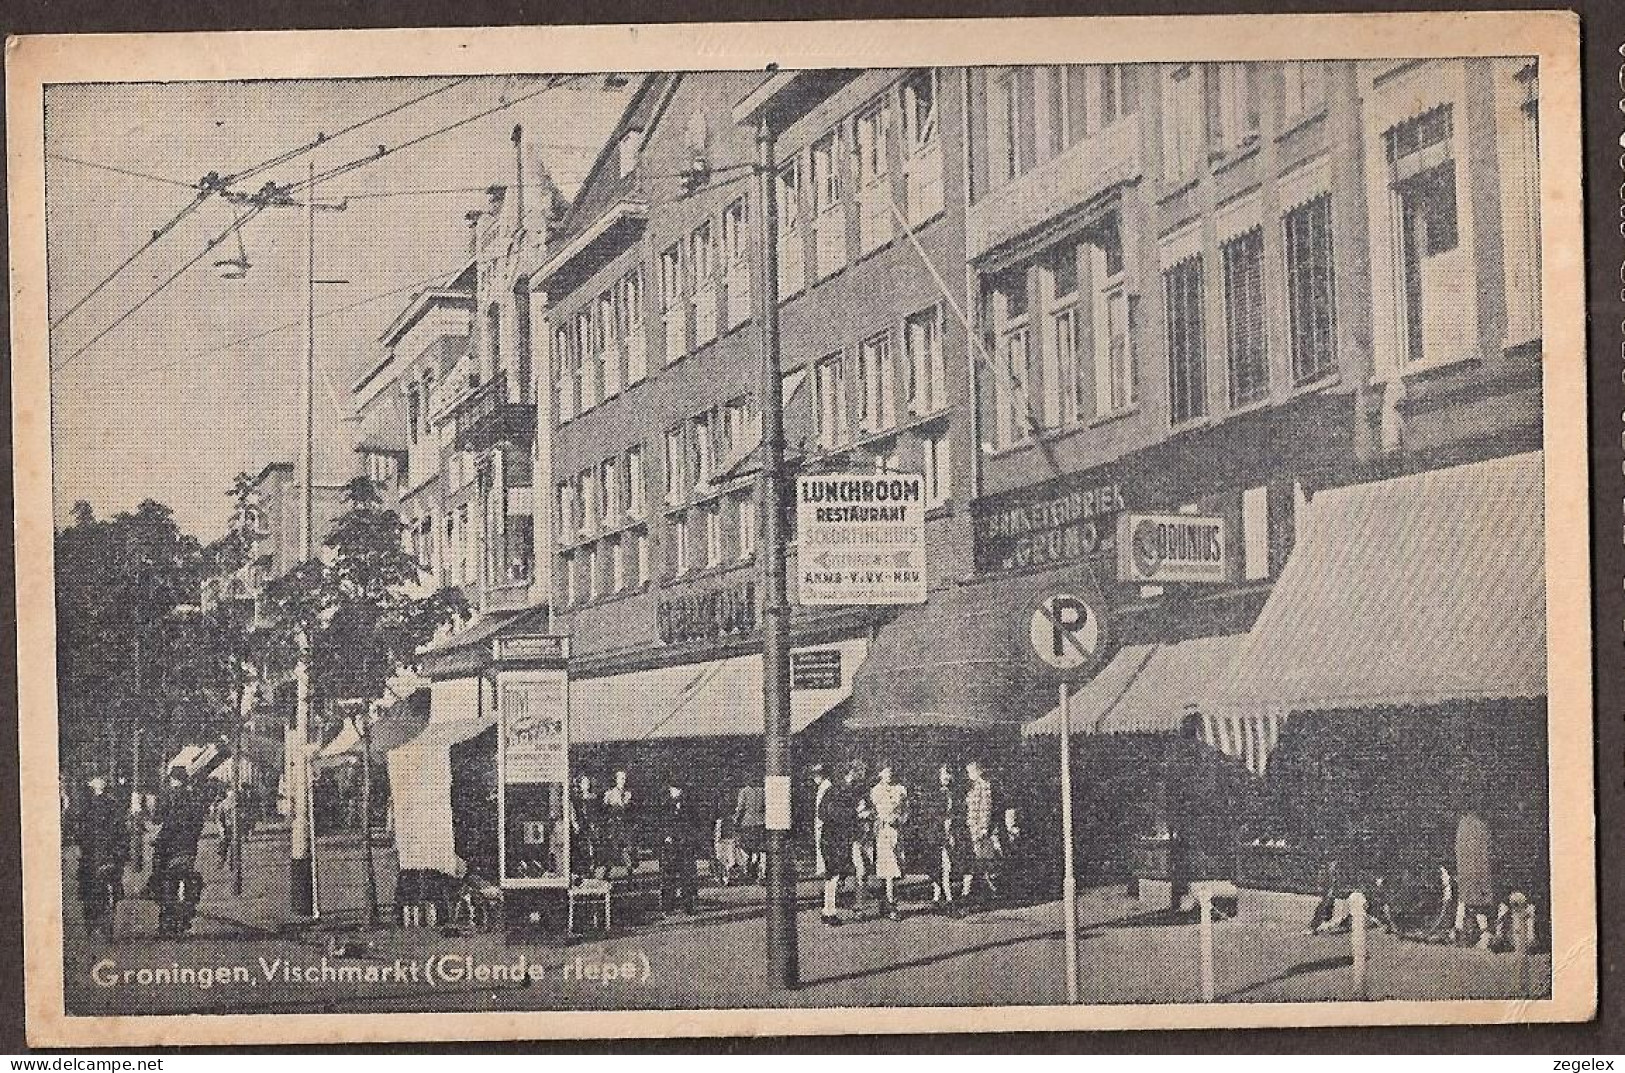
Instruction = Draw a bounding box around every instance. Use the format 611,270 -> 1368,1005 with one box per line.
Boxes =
963,759 -> 1002,906
150,767 -> 214,937
214,784 -> 237,868
845,760 -> 875,914
733,780 -> 767,884
72,775 -> 129,938
868,759 -> 910,919
812,764 -> 853,925
569,773 -> 599,879
655,782 -> 700,914
1454,810 -> 1495,948
600,768 -> 635,877
918,762 -> 965,915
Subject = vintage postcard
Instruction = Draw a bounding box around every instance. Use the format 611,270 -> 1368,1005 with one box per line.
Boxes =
7,11 -> 1591,1046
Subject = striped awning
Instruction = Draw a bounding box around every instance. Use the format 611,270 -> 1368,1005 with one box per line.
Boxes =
1023,633 -> 1251,738
571,638 -> 867,745
1209,452 -> 1545,712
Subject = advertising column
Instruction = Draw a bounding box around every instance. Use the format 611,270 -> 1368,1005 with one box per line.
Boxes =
495,636 -> 571,891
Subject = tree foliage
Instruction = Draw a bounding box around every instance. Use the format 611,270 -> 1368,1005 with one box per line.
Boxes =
54,499 -> 218,779
259,477 -> 468,707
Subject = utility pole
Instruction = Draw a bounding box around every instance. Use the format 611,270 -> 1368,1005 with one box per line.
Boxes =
286,160 -> 348,919
753,113 -> 797,990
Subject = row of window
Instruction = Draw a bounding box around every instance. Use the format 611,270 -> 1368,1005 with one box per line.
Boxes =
1163,194 -> 1338,428
777,70 -> 944,297
808,304 -> 950,450
987,64 -> 1137,191
982,215 -> 1134,451
554,269 -> 646,423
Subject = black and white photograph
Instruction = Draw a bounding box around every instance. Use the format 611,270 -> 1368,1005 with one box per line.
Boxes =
7,13 -> 1592,1045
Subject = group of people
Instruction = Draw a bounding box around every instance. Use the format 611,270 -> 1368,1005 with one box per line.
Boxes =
69,766 -> 221,938
569,770 -> 709,914
812,758 -> 1010,925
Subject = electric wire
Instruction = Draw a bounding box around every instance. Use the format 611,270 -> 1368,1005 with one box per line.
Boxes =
49,190 -> 213,331
222,77 -> 477,186
53,204 -> 268,373
46,152 -> 199,190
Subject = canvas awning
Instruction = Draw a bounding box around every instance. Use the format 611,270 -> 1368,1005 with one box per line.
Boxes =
571,638 -> 867,745
846,572 -> 1092,730
388,714 -> 495,874
1024,633 -> 1251,737
1209,451 -> 1545,713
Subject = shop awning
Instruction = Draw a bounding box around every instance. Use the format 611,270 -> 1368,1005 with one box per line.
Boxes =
1209,451 -> 1545,712
571,638 -> 867,745
846,573 -> 1088,730
1025,634 -> 1250,736
315,695 -> 432,770
387,714 -> 495,874
417,607 -> 548,680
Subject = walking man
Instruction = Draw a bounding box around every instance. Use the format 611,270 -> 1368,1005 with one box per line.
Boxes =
73,775 -> 128,938
812,764 -> 852,926
655,782 -> 700,914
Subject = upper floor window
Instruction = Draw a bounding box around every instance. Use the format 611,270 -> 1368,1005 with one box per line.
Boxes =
690,221 -> 718,348
626,445 -> 647,520
1164,255 -> 1208,426
1386,105 -> 1464,367
1222,227 -> 1269,408
904,304 -> 947,416
994,68 -> 1035,183
857,330 -> 898,434
854,101 -> 894,255
722,198 -> 752,331
553,324 -> 576,424
658,242 -> 686,363
1206,63 -> 1262,156
814,353 -> 850,449
776,160 -> 805,300
900,70 -> 944,224
985,266 -> 1035,449
1090,215 -> 1134,416
664,425 -> 688,507
615,270 -> 646,385
1163,65 -> 1203,184
1280,61 -> 1327,122
811,129 -> 847,280
574,308 -> 597,411
1284,193 -> 1337,384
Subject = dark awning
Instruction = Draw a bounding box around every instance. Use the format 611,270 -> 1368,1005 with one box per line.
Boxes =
846,570 -> 1099,731
1209,452 -> 1545,711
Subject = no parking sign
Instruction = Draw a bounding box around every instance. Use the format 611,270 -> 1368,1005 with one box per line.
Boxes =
1029,591 -> 1107,681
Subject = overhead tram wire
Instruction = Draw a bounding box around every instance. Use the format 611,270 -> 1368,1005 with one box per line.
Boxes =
279,73 -> 602,196
48,188 -> 215,331
46,153 -> 200,190
52,203 -> 268,373
51,76 -> 483,334
221,76 -> 478,186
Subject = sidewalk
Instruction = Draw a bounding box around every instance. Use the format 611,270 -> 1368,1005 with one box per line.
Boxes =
64,841 -> 1551,1015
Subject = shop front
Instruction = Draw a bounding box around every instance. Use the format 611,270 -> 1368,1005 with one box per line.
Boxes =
1209,451 -> 1549,905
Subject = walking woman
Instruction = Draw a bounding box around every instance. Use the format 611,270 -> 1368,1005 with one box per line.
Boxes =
870,759 -> 910,920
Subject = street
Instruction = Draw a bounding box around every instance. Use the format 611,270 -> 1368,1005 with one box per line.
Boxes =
62,828 -> 1551,1014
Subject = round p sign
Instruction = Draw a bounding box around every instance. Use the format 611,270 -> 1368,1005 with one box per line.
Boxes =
1029,593 -> 1104,675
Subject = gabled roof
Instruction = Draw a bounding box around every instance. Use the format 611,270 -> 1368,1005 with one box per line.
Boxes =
548,73 -> 673,252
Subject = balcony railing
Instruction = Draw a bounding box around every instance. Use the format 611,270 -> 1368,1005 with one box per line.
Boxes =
449,376 -> 536,452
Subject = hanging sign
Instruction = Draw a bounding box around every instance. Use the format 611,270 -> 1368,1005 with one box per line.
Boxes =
796,473 -> 927,605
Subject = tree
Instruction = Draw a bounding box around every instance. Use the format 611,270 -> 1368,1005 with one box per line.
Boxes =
54,499 -> 217,787
259,477 -> 468,711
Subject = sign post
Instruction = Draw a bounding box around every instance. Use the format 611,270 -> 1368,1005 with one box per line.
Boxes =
1029,592 -> 1106,1005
